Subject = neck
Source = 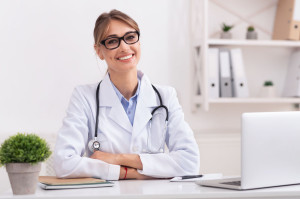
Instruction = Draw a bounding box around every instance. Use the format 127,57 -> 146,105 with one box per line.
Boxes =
109,69 -> 138,100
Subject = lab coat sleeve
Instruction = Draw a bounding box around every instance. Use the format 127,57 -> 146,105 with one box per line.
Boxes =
54,86 -> 120,180
138,87 -> 200,178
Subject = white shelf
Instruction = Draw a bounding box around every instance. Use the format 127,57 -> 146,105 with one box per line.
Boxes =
191,0 -> 300,111
194,96 -> 300,105
208,39 -> 300,47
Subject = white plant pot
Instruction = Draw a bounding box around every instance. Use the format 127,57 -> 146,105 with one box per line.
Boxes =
6,163 -> 41,195
220,32 -> 232,39
259,86 -> 277,98
246,31 -> 258,39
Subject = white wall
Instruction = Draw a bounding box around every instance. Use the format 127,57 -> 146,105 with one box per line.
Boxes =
0,0 -> 188,193
0,0 -> 173,135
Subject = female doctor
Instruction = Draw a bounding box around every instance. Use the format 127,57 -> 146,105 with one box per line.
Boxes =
54,9 -> 200,180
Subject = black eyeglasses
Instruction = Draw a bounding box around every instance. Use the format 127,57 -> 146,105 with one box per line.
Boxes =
100,31 -> 140,50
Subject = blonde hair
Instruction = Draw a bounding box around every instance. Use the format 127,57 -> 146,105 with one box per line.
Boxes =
93,9 -> 140,46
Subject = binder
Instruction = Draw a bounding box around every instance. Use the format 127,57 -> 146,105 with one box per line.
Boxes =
208,48 -> 220,98
230,48 -> 249,98
219,49 -> 233,97
282,50 -> 300,97
273,0 -> 300,40
194,46 -> 202,95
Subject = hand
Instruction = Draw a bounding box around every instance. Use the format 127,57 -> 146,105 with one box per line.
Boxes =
90,150 -> 120,165
119,167 -> 154,180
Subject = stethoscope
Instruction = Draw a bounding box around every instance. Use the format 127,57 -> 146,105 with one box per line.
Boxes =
88,81 -> 169,153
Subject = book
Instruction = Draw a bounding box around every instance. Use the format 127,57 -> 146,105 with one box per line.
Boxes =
38,176 -> 114,190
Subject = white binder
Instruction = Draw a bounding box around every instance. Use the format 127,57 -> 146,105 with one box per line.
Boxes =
230,48 -> 249,98
219,49 -> 233,97
283,50 -> 300,97
208,48 -> 220,98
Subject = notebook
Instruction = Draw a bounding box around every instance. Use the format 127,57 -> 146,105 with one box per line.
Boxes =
197,111 -> 300,190
38,176 -> 114,190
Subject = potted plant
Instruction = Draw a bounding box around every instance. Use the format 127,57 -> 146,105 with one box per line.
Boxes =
221,23 -> 234,39
246,26 -> 258,39
0,133 -> 51,195
259,80 -> 277,98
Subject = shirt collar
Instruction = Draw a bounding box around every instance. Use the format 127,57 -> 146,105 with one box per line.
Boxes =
109,74 -> 141,103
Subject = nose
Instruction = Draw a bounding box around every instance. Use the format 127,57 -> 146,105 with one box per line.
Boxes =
118,39 -> 130,51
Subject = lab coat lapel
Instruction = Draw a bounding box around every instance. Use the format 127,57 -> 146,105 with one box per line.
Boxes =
133,74 -> 158,136
100,74 -> 133,133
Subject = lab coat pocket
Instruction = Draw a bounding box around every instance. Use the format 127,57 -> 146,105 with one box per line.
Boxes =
145,111 -> 167,153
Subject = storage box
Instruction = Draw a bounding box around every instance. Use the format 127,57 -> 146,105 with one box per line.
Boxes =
273,0 -> 300,40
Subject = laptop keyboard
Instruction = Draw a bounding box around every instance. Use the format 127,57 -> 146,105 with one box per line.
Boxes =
221,181 -> 241,186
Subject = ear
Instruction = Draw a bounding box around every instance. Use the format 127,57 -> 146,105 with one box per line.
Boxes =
94,45 -> 105,60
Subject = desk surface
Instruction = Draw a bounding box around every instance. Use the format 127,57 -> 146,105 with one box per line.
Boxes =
1,180 -> 300,199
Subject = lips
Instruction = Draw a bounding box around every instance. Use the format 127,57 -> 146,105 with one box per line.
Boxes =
117,54 -> 134,60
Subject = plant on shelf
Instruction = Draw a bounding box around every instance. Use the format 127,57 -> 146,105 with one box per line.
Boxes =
220,23 -> 234,39
246,25 -> 258,40
259,80 -> 276,98
264,80 -> 273,87
248,26 -> 255,32
0,133 -> 52,195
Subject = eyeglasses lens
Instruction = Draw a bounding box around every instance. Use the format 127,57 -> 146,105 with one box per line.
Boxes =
105,38 -> 119,49
124,32 -> 139,44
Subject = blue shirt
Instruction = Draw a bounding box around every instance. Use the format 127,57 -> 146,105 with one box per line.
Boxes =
109,77 -> 141,126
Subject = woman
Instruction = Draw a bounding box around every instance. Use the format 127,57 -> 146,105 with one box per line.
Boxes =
54,9 -> 199,180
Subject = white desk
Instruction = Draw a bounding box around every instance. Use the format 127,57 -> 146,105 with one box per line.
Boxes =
1,180 -> 300,199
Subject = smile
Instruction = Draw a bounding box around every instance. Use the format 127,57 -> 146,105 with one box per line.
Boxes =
117,54 -> 133,60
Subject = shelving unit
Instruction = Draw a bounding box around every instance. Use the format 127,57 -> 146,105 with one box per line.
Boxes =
208,39 -> 300,47
191,0 -> 300,111
194,96 -> 300,104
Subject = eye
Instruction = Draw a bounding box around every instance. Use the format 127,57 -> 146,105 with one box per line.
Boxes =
106,38 -> 118,45
125,34 -> 136,42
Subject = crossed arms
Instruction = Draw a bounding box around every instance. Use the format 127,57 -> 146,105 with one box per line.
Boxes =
90,151 -> 153,180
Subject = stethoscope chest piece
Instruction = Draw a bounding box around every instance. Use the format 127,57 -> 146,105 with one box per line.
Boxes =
88,137 -> 100,152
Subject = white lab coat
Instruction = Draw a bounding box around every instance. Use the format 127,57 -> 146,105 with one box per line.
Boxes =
54,71 -> 200,180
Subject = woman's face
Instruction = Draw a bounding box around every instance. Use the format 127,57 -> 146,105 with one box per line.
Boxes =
96,20 -> 141,74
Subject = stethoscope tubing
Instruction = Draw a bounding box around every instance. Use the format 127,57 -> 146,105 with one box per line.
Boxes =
90,80 -> 168,152
95,81 -> 101,139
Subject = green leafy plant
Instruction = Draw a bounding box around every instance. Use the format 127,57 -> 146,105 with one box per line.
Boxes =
264,81 -> 274,87
221,23 -> 234,32
0,133 -> 52,166
248,26 -> 255,32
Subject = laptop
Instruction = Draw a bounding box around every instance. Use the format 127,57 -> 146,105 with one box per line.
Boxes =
197,111 -> 300,190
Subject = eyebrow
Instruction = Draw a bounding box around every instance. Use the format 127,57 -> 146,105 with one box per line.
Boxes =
106,34 -> 118,38
106,31 -> 136,39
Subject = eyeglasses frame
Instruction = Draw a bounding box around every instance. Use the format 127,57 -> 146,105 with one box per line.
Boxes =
100,31 -> 140,50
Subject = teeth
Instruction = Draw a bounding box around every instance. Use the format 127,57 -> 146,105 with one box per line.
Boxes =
118,54 -> 133,60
